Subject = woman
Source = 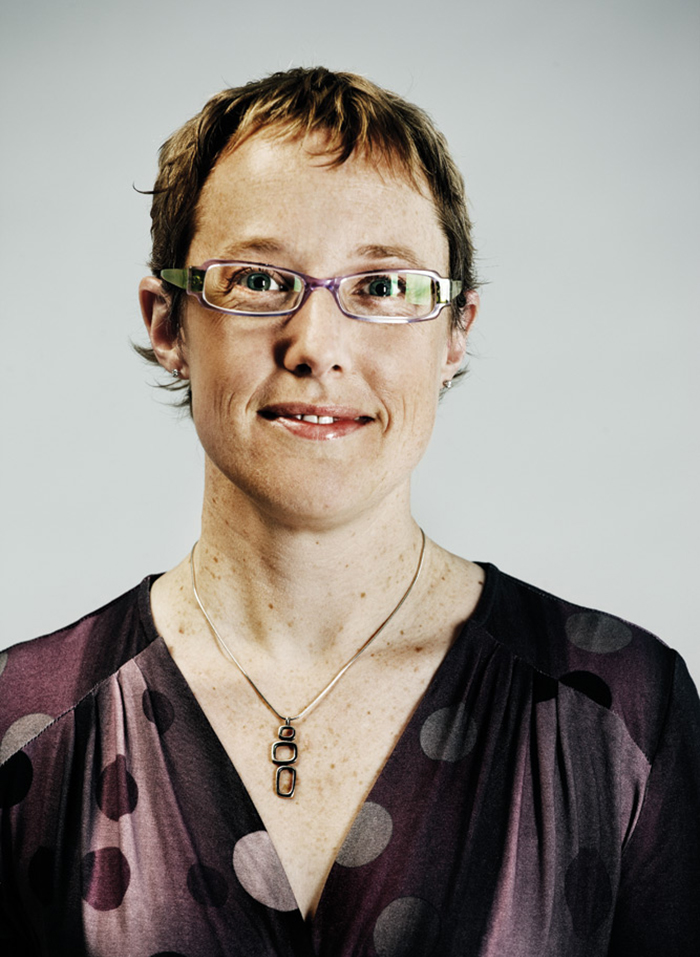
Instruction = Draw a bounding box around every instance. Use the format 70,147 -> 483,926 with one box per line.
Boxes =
1,68 -> 698,956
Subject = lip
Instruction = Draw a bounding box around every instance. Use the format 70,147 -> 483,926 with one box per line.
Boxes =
258,402 -> 374,441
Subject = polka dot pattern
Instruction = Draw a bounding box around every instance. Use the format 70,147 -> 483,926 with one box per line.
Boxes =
0,713 -> 53,765
533,672 -> 558,703
82,847 -> 131,911
564,848 -> 613,938
143,688 -> 175,734
2,570 -> 681,953
187,863 -> 229,907
96,755 -> 139,820
419,703 -> 476,762
561,671 -> 612,709
566,612 -> 632,654
0,750 -> 33,808
232,831 -> 297,912
374,897 -> 441,957
336,801 -> 393,868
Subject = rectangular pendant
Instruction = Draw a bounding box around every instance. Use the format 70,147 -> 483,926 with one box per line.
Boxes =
272,721 -> 298,798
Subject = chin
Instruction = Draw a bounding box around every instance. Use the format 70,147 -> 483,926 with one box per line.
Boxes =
257,481 -> 381,531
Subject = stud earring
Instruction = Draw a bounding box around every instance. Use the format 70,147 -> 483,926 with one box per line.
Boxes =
442,379 -> 453,389
171,369 -> 181,378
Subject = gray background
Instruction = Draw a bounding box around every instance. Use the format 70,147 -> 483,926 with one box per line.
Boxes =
1,0 -> 698,687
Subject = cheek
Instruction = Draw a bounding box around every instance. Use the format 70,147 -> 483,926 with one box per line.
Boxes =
185,320 -> 273,421
376,338 -> 444,451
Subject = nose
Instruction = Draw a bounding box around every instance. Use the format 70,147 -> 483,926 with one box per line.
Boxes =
278,287 -> 351,378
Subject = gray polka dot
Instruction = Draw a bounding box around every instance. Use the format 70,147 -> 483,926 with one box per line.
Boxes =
0,652 -> 8,679
232,831 -> 297,912
336,801 -> 393,868
566,612 -> 632,654
374,897 -> 441,957
420,703 -> 476,762
0,713 -> 53,764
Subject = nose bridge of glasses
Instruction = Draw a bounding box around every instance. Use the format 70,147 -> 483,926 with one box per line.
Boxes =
280,273 -> 353,373
296,274 -> 344,315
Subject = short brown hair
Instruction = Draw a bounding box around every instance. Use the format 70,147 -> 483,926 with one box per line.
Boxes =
138,66 -> 478,404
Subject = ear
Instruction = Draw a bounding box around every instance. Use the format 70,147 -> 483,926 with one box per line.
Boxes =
138,276 -> 188,377
441,290 -> 479,383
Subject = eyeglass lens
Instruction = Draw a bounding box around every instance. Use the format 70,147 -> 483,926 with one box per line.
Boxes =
202,263 -> 439,319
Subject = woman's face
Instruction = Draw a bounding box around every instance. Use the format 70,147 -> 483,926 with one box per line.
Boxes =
169,132 -> 472,530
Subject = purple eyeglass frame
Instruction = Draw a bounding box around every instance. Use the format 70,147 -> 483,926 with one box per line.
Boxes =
160,260 -> 464,324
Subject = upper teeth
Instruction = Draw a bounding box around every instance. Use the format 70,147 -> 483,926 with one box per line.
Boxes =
292,414 -> 336,423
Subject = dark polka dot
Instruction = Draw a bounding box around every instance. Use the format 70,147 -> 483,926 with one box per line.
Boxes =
0,750 -> 33,808
336,802 -> 393,867
533,672 -> 558,703
82,847 -> 131,911
187,863 -> 229,907
565,847 -> 613,939
28,846 -> 55,905
566,612 -> 632,654
374,897 -> 441,957
143,689 -> 175,734
561,671 -> 612,709
96,755 -> 138,820
420,704 -> 476,762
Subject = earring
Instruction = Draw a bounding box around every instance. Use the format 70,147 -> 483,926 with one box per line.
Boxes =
442,379 -> 453,389
171,369 -> 180,378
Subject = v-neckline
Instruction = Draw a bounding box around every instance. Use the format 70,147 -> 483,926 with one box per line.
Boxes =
137,566 -> 494,925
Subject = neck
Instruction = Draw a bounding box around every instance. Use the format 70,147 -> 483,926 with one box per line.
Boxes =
192,467 -> 423,664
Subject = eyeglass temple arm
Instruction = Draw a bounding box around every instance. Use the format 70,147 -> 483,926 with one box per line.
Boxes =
437,278 -> 464,303
160,268 -> 205,293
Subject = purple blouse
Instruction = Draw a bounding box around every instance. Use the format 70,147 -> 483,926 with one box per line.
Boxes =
1,566 -> 699,956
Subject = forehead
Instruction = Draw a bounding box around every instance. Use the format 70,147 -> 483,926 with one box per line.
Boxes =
189,130 -> 447,269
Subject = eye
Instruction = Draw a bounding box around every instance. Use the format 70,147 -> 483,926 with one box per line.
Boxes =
238,270 -> 286,292
203,263 -> 301,314
353,274 -> 406,300
366,276 -> 398,298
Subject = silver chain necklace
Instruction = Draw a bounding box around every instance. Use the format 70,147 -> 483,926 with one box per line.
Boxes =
189,529 -> 426,798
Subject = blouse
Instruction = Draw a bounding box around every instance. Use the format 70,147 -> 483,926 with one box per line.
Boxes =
1,565 -> 699,956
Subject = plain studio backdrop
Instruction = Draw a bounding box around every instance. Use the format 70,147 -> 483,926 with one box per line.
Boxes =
1,0 -> 698,688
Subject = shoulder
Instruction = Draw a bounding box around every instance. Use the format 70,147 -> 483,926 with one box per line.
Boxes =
472,564 -> 698,762
0,577 -> 160,765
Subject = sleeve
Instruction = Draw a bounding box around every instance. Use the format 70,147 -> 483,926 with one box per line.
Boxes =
608,652 -> 700,956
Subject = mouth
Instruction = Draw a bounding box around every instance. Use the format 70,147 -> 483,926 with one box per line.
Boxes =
258,404 -> 374,440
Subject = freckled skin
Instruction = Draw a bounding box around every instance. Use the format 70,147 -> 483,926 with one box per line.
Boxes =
141,129 -> 484,921
175,133 -> 465,533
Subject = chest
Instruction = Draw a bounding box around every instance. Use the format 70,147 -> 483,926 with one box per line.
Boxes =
18,636 -> 635,957
180,643 -> 452,918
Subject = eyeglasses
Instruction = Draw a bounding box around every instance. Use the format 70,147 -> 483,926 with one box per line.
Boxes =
160,260 -> 463,324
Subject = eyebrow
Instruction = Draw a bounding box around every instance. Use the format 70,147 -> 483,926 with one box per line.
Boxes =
216,238 -> 285,260
353,244 -> 425,269
213,239 -> 426,270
